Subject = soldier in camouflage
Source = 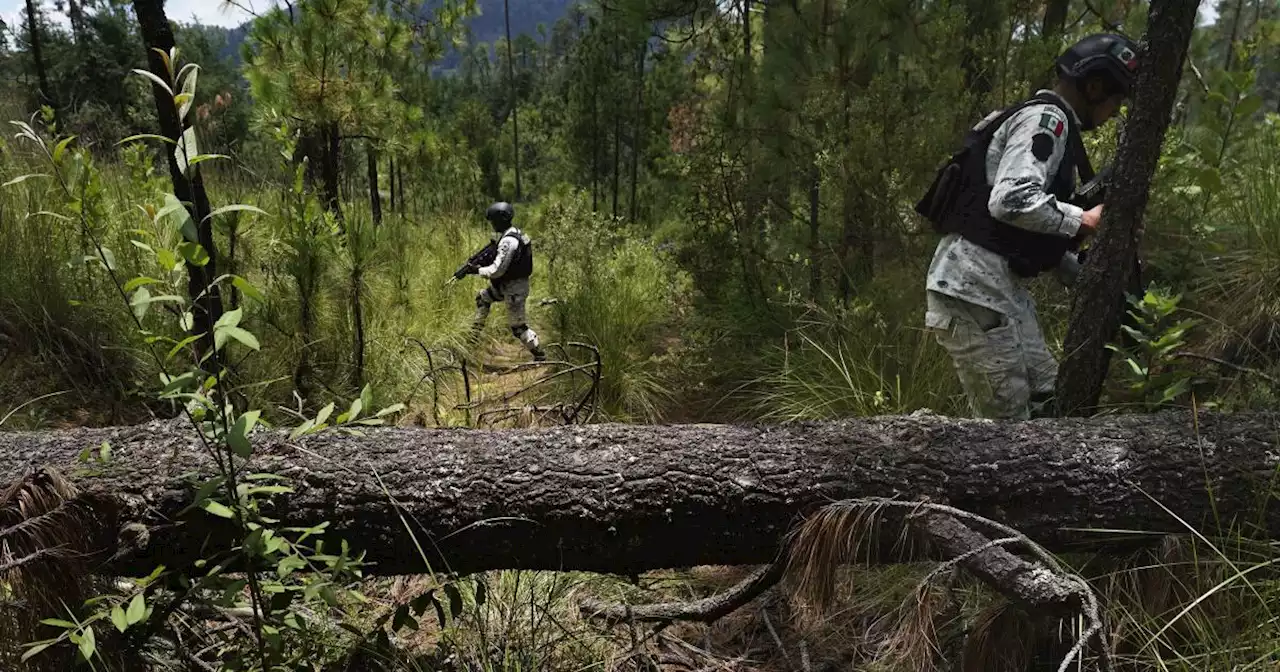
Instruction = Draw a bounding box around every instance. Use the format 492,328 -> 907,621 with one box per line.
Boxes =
458,202 -> 547,362
922,34 -> 1140,419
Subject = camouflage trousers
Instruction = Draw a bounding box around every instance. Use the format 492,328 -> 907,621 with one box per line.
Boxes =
473,278 -> 542,356
926,290 -> 1057,420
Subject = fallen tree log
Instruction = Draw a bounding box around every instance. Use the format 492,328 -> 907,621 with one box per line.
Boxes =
1,411 -> 1278,577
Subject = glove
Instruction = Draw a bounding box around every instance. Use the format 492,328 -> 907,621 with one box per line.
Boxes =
453,267 -> 469,281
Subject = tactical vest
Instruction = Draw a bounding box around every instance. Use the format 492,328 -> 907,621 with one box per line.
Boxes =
915,92 -> 1095,278
501,232 -> 533,281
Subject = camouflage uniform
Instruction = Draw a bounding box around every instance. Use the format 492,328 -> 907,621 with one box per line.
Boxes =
473,227 -> 542,357
924,90 -> 1085,420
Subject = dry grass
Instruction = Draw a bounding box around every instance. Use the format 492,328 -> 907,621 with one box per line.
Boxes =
0,466 -> 117,672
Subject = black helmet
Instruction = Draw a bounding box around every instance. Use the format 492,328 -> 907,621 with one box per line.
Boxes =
1057,33 -> 1140,97
485,201 -> 514,231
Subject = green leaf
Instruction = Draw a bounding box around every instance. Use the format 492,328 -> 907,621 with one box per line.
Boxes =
376,403 -> 406,418
40,619 -> 77,629
175,126 -> 200,177
123,277 -> 162,292
157,249 -> 180,272
185,475 -> 226,514
117,133 -> 177,146
216,307 -> 243,330
232,276 -> 265,303
161,193 -> 199,243
443,583 -> 463,619
2,173 -> 50,187
338,397 -> 363,425
99,247 -> 116,271
110,606 -> 128,633
177,66 -> 198,122
21,641 -> 57,663
188,154 -> 230,168
52,136 -> 76,163
315,402 -> 335,428
222,326 -> 260,351
410,590 -> 433,616
178,241 -> 210,267
166,334 -> 204,362
244,484 -> 292,496
288,419 -> 316,441
202,500 -> 235,519
430,593 -> 447,629
29,210 -> 72,222
78,625 -> 95,661
131,286 -> 152,320
132,68 -> 173,96
1235,94 -> 1263,120
204,204 -> 268,223
228,411 -> 261,459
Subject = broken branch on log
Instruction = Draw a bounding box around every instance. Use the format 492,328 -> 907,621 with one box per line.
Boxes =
0,411 -> 1278,577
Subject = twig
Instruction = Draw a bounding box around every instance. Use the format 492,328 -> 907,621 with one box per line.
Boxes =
579,558 -> 787,625
1082,0 -> 1122,32
1184,56 -> 1211,96
0,546 -> 68,572
1174,351 -> 1280,385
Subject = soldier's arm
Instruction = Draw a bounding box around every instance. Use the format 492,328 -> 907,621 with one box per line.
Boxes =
986,105 -> 1085,237
478,236 -> 518,279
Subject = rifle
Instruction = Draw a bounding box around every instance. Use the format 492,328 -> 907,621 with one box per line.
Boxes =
444,240 -> 498,288
1067,164 -> 1146,349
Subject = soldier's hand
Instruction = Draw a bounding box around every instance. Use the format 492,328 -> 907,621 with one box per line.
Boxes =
1080,204 -> 1103,236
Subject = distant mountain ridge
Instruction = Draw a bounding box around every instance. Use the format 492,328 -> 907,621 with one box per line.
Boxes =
213,0 -> 579,71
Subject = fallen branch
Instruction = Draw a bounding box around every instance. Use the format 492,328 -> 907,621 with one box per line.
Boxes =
579,558 -> 787,625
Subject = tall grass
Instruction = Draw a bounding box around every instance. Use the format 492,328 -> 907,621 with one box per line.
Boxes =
741,260 -> 967,420
0,130 -> 693,427
535,189 -> 693,423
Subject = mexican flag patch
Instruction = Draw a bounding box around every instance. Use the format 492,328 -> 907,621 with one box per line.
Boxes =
1039,112 -> 1065,138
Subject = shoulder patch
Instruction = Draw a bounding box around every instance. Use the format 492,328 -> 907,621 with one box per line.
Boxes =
1038,111 -> 1065,138
1031,133 -> 1056,162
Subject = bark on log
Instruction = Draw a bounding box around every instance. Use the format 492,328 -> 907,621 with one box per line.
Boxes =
1,411 -> 1279,578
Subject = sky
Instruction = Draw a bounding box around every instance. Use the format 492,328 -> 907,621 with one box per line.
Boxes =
0,0 -> 280,31
0,0 -> 1225,40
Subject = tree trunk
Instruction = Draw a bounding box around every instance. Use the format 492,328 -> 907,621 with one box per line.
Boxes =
351,267 -> 365,390
1038,0 -> 1071,88
1041,0 -> 1070,40
323,121 -> 342,221
227,215 -> 240,312
4,411 -> 1279,578
133,0 -> 224,356
388,154 -> 396,214
630,40 -> 645,223
808,157 -> 821,302
1224,0 -> 1246,72
504,0 -> 521,200
611,34 -> 622,220
367,140 -> 382,226
1055,0 -> 1201,417
396,159 -> 405,214
67,0 -> 85,40
960,0 -> 1002,116
591,71 -> 599,212
24,0 -> 54,114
